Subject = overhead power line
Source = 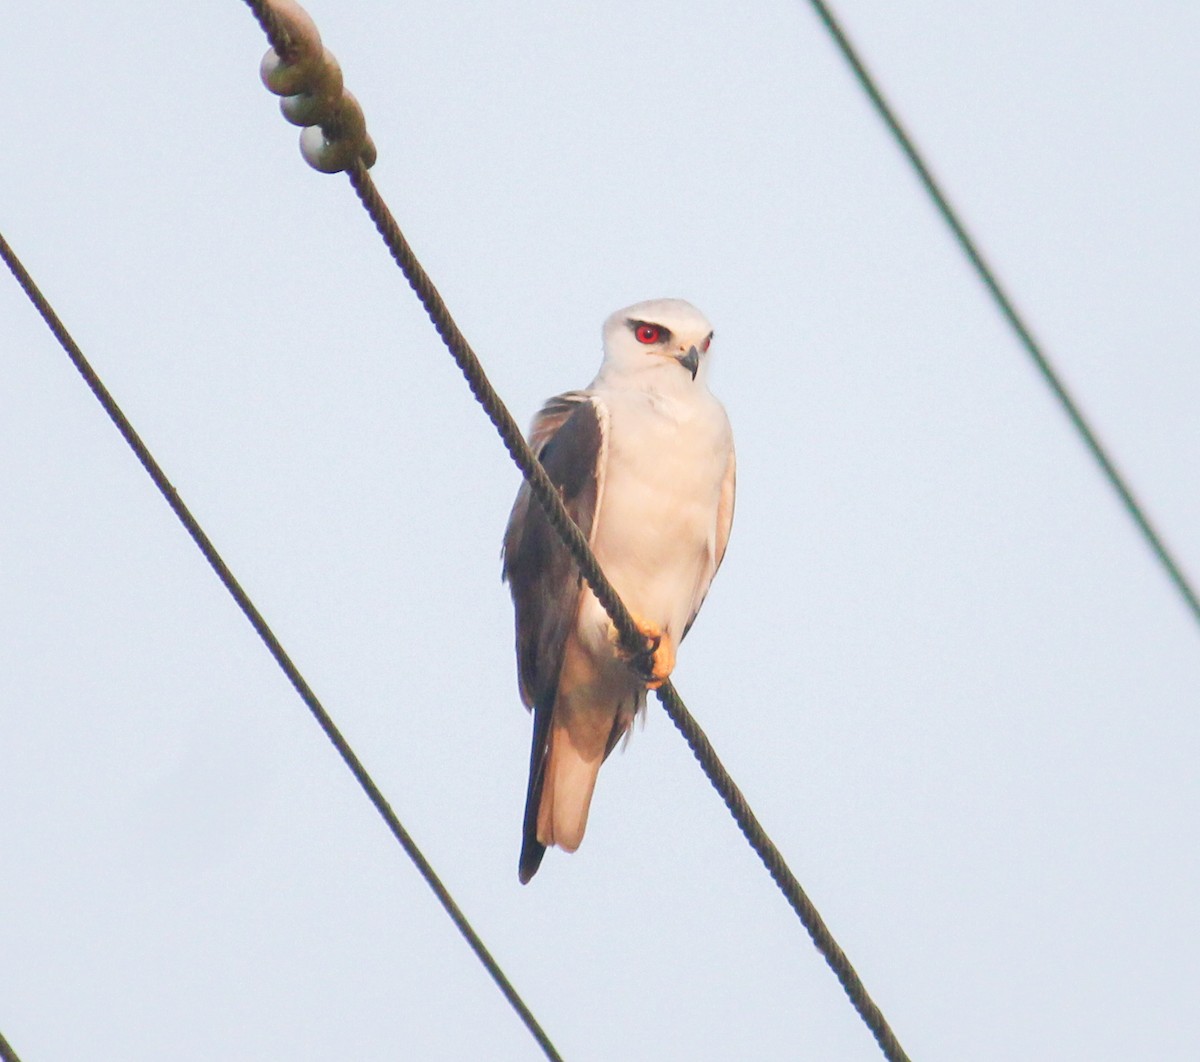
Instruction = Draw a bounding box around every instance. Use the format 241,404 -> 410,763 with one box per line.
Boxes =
804,0 -> 1200,629
241,0 -> 912,1058
0,230 -> 563,1062
344,161 -> 912,1062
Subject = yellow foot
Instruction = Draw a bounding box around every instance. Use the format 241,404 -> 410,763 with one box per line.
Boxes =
615,615 -> 675,690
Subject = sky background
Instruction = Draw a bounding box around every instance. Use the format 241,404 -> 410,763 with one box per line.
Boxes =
3,2 -> 1199,1059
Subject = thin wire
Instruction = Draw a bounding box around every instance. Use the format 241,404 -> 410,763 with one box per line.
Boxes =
804,0 -> 1200,628
0,230 -> 563,1062
0,1028 -> 23,1062
344,160 -> 911,1062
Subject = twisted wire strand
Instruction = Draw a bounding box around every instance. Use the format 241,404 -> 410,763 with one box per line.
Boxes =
0,230 -> 563,1062
656,684 -> 908,1061
344,160 -> 911,1062
805,0 -> 1200,628
244,0 -> 295,61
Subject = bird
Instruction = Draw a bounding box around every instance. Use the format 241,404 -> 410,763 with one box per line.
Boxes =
502,298 -> 735,883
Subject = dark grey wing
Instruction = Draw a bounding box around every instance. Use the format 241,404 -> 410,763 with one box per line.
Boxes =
501,391 -> 603,711
501,391 -> 605,883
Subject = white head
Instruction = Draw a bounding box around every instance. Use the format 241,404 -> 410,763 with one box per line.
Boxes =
597,298 -> 715,389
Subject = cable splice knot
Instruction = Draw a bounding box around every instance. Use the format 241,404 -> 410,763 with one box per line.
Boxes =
300,93 -> 376,173
258,0 -> 374,172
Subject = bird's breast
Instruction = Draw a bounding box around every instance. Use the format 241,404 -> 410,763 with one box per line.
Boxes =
588,389 -> 731,627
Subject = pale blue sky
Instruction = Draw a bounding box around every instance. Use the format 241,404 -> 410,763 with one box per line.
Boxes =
3,2 -> 1198,1059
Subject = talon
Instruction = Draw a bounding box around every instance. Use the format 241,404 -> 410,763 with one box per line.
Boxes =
618,616 -> 674,690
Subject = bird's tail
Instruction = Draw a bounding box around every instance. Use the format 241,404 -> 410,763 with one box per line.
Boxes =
519,691 -> 619,883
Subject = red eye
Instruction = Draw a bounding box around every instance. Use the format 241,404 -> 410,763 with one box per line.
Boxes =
701,334 -> 712,352
635,324 -> 661,344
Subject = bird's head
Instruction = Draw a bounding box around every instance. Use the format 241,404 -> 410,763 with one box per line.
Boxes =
599,299 -> 715,386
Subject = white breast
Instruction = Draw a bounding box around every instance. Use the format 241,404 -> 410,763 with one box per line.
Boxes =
588,386 -> 732,641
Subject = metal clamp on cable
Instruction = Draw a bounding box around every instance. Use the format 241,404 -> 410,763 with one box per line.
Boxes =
259,0 -> 376,172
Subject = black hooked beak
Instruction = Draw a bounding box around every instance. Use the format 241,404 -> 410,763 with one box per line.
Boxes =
677,345 -> 700,380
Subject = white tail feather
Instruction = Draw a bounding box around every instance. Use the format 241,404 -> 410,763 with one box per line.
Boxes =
537,716 -> 609,852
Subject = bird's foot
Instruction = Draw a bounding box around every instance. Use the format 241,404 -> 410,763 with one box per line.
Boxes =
616,616 -> 675,690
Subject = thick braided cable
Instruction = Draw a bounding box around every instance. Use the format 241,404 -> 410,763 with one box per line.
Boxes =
243,0 -> 295,61
241,2 -> 907,1054
0,230 -> 563,1062
343,167 -> 645,657
344,161 -> 911,1062
240,0 -> 641,658
656,683 -> 909,1062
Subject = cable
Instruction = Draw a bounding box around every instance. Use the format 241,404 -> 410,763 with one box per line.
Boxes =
0,231 -> 563,1062
804,0 -> 1200,629
253,0 -> 910,1049
656,682 -> 909,1058
342,158 -> 911,1062
0,1028 -> 23,1062
248,1 -> 909,1052
249,0 -> 911,1048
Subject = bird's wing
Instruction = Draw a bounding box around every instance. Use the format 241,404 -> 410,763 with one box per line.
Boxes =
683,445 -> 736,639
503,392 -> 609,883
501,390 -> 607,711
